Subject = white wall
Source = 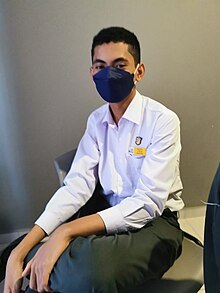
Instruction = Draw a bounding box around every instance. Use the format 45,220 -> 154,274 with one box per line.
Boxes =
0,0 -> 219,233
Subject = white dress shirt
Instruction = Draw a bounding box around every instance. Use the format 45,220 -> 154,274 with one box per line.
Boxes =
35,91 -> 184,235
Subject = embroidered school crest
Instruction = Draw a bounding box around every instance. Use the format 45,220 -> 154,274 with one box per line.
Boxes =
135,136 -> 143,145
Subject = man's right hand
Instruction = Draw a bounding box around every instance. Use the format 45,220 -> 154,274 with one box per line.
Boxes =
3,225 -> 47,293
3,251 -> 24,293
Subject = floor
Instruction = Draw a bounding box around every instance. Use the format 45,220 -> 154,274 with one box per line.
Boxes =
0,206 -> 206,292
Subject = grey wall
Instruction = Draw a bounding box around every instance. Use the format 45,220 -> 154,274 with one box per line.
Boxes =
0,0 -> 219,233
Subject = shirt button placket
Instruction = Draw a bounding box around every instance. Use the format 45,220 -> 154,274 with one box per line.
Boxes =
116,125 -> 123,195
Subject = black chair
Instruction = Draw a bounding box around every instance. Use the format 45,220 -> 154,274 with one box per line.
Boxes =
54,149 -> 204,293
204,163 -> 220,292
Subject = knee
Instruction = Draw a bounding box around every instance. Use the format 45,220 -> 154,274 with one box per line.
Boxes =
76,237 -> 119,291
50,236 -> 119,292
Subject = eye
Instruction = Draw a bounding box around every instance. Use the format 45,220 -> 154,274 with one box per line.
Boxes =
94,65 -> 105,71
115,63 -> 126,69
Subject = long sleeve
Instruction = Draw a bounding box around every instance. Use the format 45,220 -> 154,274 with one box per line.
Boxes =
35,115 -> 100,235
98,111 -> 183,234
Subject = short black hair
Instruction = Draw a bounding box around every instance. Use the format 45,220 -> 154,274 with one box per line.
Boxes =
91,27 -> 141,66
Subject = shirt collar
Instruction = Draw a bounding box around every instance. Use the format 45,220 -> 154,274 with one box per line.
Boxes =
102,105 -> 115,126
122,90 -> 142,125
102,91 -> 143,126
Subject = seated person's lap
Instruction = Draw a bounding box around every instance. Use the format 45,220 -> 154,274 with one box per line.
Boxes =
24,210 -> 183,292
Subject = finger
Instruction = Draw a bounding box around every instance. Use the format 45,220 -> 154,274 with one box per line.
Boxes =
43,284 -> 53,292
29,268 -> 37,291
37,271 -> 51,293
22,260 -> 32,277
3,285 -> 11,293
43,276 -> 52,292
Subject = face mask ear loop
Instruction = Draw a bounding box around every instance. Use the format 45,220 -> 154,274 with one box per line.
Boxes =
134,63 -> 140,85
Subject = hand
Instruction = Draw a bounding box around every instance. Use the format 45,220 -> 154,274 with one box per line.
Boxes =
22,225 -> 71,292
3,252 -> 24,293
21,214 -> 105,292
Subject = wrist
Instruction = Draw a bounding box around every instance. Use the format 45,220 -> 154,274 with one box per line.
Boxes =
52,223 -> 74,243
9,247 -> 26,263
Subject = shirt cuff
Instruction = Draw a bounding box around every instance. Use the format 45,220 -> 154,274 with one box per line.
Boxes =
98,206 -> 127,234
35,211 -> 63,235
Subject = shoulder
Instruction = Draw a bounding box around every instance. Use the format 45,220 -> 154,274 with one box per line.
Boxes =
142,95 -> 180,125
87,103 -> 108,125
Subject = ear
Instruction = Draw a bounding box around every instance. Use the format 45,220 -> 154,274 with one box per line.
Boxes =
89,66 -> 95,81
90,66 -> 94,77
135,63 -> 145,83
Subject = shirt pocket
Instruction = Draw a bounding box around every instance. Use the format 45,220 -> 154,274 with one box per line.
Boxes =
127,152 -> 146,175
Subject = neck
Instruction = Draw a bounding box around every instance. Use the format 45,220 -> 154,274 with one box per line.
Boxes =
109,88 -> 136,125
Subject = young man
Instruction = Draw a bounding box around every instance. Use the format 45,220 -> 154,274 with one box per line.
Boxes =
2,27 -> 184,292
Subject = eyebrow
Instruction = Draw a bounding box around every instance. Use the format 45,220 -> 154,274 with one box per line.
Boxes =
92,59 -> 106,65
113,57 -> 129,64
92,57 -> 129,65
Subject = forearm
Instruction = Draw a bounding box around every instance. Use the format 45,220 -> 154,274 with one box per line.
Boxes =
11,225 -> 46,261
18,214 -> 105,292
57,214 -> 106,242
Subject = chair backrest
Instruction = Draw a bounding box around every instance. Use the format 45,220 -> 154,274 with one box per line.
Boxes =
54,149 -> 204,293
54,149 -> 77,186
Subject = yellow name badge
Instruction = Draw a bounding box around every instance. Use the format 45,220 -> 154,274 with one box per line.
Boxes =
134,147 -> 146,156
129,147 -> 146,157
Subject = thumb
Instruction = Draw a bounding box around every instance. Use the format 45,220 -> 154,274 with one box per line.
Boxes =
22,259 -> 33,277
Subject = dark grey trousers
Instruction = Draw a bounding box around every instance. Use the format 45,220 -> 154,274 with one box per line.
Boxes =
24,210 -> 183,293
1,188 -> 183,292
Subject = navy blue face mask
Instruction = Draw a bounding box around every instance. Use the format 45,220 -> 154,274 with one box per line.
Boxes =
93,66 -> 135,103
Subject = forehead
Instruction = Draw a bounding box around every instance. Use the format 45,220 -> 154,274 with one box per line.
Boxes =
93,42 -> 135,65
